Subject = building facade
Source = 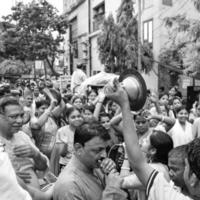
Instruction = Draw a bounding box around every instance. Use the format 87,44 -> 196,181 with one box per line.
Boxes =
140,0 -> 200,93
63,0 -> 200,92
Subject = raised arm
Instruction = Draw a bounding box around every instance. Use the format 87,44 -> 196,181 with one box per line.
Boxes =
93,89 -> 106,120
30,100 -> 56,130
106,81 -> 154,187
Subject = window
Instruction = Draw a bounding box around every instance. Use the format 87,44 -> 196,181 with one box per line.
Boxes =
93,3 -> 105,32
143,19 -> 153,46
143,0 -> 152,9
72,41 -> 78,58
162,0 -> 173,6
70,17 -> 78,58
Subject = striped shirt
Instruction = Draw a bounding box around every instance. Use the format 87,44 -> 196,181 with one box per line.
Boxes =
146,170 -> 192,200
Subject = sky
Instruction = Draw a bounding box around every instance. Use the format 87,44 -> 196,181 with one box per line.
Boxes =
0,0 -> 63,19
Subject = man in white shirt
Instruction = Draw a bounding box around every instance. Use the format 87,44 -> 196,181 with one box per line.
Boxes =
0,114 -> 53,200
106,80 -> 200,200
0,96 -> 49,189
0,148 -> 32,200
71,63 -> 87,94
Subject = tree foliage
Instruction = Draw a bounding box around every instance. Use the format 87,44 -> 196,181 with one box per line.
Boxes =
97,0 -> 153,73
0,60 -> 32,75
0,0 -> 68,76
159,2 -> 200,77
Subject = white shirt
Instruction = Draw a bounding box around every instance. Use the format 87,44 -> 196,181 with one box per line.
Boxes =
147,170 -> 192,200
56,125 -> 75,165
0,131 -> 39,171
123,163 -> 170,200
192,117 -> 200,138
0,151 -> 32,200
168,119 -> 193,147
71,69 -> 87,93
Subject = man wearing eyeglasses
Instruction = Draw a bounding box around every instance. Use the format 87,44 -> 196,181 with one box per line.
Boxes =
0,96 -> 49,189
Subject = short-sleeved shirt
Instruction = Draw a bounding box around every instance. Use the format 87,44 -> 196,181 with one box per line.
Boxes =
71,69 -> 87,93
1,131 -> 49,188
31,116 -> 58,157
0,151 -> 32,200
192,117 -> 200,138
0,131 -> 39,171
56,125 -> 75,165
146,170 -> 192,200
168,120 -> 193,147
53,155 -> 127,200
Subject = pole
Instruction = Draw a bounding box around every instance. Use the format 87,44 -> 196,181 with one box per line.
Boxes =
138,0 -> 142,71
33,62 -> 36,81
44,61 -> 47,80
88,0 -> 92,76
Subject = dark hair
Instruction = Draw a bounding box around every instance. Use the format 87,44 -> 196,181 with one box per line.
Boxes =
159,92 -> 169,100
175,105 -> 188,115
159,86 -> 165,92
172,96 -> 182,104
88,89 -> 97,96
150,130 -> 173,165
187,138 -> 200,180
71,95 -> 84,104
0,96 -> 20,114
77,63 -> 85,69
99,112 -> 110,121
168,145 -> 188,165
64,106 -> 80,119
35,100 -> 50,109
74,120 -> 110,146
134,114 -> 147,123
83,104 -> 95,113
63,93 -> 73,103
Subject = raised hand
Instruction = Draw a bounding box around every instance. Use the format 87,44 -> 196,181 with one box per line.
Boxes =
97,88 -> 106,102
105,78 -> 129,107
100,158 -> 117,174
150,92 -> 158,103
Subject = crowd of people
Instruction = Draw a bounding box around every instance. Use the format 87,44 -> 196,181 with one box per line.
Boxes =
0,68 -> 200,200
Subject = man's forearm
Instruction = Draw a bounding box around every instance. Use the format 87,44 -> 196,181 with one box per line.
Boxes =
121,103 -> 154,187
121,103 -> 145,169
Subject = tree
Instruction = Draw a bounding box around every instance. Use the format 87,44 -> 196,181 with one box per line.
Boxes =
0,60 -> 32,75
159,1 -> 200,77
0,0 -> 68,76
97,0 -> 153,73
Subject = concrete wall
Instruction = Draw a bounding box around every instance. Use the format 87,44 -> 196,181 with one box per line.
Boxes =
90,36 -> 104,73
63,0 -> 89,74
63,0 -> 200,92
90,0 -> 122,75
139,0 -> 200,92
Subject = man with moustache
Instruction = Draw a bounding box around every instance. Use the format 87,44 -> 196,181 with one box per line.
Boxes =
0,96 -> 48,189
53,120 -> 128,200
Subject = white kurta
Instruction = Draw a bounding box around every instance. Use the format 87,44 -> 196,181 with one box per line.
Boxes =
0,151 -> 32,200
168,119 -> 193,147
